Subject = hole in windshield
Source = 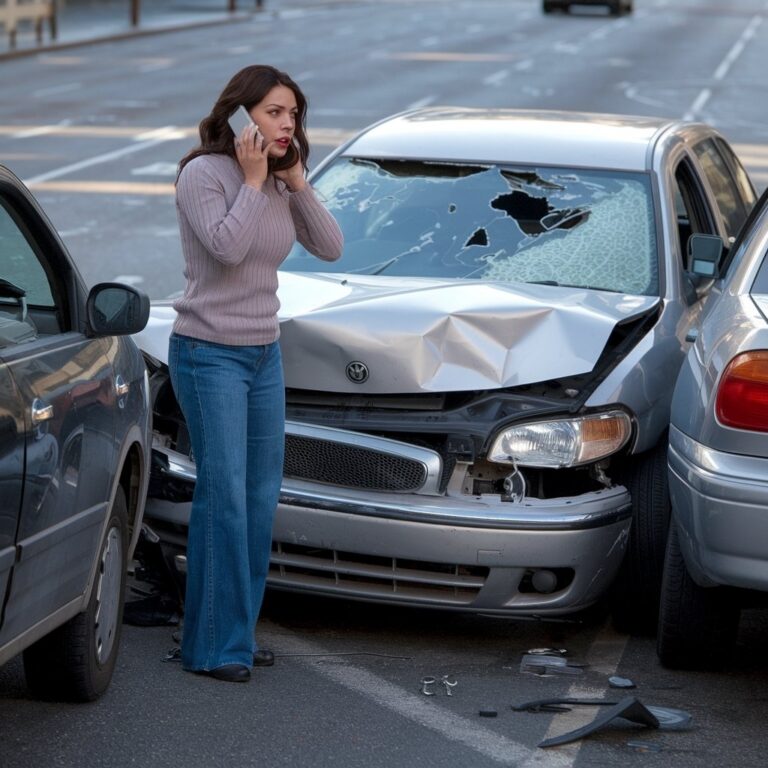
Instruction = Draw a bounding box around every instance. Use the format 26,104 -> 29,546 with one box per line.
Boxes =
284,158 -> 658,295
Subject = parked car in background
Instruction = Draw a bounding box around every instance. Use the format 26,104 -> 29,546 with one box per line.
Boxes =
0,164 -> 151,701
136,107 -> 755,632
658,189 -> 768,669
543,0 -> 633,16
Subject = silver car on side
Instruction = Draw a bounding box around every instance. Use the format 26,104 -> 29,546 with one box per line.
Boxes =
137,108 -> 756,629
658,190 -> 768,669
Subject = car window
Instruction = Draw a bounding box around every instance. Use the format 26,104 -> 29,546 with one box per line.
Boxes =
714,137 -> 756,212
0,199 -> 59,347
692,138 -> 749,242
286,158 -> 659,296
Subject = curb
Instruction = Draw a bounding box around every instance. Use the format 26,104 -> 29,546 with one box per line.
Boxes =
0,11 -> 253,61
0,0 -> 363,61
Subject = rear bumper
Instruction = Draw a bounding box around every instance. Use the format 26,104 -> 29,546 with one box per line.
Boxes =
668,424 -> 768,591
146,480 -> 631,616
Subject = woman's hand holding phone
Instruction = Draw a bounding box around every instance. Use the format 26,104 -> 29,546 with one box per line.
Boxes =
234,121 -> 270,190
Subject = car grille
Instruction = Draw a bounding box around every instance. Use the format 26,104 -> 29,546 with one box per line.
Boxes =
284,433 -> 428,492
269,541 -> 489,606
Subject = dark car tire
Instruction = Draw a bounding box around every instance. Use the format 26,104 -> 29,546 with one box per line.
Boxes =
611,442 -> 670,634
542,1 -> 563,13
657,521 -> 740,670
23,487 -> 129,702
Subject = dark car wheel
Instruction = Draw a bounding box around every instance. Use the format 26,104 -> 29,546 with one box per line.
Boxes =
657,522 -> 740,670
23,487 -> 129,702
611,442 -> 670,634
542,1 -> 564,13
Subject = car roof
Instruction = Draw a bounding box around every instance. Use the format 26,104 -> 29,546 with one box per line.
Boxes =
339,108 -> 682,172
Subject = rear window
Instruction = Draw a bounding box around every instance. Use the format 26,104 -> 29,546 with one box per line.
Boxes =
284,158 -> 659,295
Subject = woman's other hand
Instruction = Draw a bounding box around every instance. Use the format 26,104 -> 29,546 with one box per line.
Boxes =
273,156 -> 307,193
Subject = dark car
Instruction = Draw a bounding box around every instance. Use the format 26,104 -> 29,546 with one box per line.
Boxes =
543,0 -> 633,15
0,165 -> 151,701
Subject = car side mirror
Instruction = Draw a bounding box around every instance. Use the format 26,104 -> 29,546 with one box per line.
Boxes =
686,233 -> 724,278
87,283 -> 150,336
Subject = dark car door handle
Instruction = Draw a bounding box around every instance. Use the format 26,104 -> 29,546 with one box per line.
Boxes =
31,398 -> 54,424
115,375 -> 129,397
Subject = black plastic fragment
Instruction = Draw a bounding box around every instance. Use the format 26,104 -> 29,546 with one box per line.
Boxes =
538,697 -> 660,748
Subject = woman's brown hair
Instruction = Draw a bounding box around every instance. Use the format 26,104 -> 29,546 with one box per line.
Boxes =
177,65 -> 309,181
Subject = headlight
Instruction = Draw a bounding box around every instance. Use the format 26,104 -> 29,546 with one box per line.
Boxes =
488,411 -> 632,468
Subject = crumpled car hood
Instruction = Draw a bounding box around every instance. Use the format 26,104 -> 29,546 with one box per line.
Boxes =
136,272 -> 659,394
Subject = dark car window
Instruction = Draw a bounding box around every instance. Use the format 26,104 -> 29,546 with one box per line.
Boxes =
0,199 -> 60,347
692,138 -> 750,242
285,158 -> 660,296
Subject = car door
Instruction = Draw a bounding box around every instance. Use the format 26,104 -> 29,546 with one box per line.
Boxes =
0,360 -> 24,623
0,180 -> 116,646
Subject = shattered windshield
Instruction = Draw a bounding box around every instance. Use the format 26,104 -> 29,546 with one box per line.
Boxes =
283,158 -> 659,295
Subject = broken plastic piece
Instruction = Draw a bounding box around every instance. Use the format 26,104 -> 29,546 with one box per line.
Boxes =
645,705 -> 692,729
520,653 -> 583,676
609,675 -> 636,689
163,646 -> 182,663
526,648 -> 568,656
512,697 -> 615,713
539,697 -> 660,748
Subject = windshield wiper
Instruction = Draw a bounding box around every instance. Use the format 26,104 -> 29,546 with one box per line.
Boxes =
528,280 -> 623,294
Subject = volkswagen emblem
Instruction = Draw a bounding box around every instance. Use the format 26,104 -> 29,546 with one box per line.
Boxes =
346,361 -> 369,383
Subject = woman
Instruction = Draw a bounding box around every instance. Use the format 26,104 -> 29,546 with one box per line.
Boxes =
169,65 -> 343,683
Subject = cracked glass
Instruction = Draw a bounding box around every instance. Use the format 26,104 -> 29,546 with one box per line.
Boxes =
284,158 -> 659,296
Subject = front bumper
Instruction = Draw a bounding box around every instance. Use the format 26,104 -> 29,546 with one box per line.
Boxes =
145,476 -> 632,616
668,424 -> 768,591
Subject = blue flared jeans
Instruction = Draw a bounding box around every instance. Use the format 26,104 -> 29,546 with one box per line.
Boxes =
168,333 -> 285,671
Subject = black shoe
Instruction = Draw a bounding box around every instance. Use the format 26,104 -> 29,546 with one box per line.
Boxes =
196,664 -> 251,683
253,649 -> 275,667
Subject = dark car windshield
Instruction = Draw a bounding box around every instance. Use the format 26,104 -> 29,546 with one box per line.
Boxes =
283,157 -> 659,296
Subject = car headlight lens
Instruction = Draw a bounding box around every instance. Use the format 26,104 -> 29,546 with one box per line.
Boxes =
488,411 -> 632,468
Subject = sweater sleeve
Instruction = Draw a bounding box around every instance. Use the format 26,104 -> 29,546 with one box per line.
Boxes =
176,159 -> 268,266
289,186 -> 344,262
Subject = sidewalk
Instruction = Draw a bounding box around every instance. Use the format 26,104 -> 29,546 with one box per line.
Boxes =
0,0 -> 361,60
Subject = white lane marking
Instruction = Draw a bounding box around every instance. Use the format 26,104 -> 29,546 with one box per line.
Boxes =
685,14 -> 763,120
32,82 -> 82,98
276,632 -> 532,765
12,120 -> 73,139
713,15 -> 762,81
23,126 -> 184,185
685,88 -> 712,121
483,69 -> 510,87
520,620 -> 630,768
131,162 -> 178,177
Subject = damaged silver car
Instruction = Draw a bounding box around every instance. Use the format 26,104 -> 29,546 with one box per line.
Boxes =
136,108 -> 756,631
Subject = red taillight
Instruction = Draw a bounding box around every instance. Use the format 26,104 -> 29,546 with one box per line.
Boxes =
716,351 -> 768,431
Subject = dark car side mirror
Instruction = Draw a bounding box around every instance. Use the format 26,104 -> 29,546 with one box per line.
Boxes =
686,233 -> 725,278
87,282 -> 150,336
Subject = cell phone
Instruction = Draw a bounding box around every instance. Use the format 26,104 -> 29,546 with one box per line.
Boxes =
228,105 -> 256,137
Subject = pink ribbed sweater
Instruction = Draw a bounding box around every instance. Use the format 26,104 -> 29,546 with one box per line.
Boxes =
173,153 -> 343,345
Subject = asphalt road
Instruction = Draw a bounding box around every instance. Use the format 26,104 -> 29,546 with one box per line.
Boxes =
2,1 -> 768,766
